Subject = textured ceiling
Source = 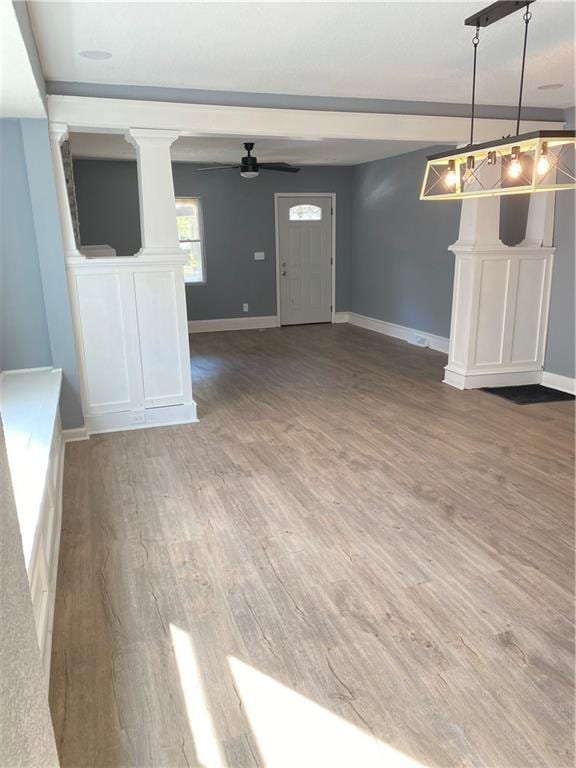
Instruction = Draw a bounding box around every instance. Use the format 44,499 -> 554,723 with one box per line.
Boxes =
30,1 -> 575,109
70,132 -> 434,166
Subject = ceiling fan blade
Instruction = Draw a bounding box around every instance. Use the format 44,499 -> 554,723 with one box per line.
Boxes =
191,164 -> 241,172
258,163 -> 301,173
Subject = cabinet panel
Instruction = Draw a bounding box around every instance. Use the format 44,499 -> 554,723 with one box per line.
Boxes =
134,270 -> 185,407
474,259 -> 510,367
511,258 -> 547,364
74,272 -> 134,412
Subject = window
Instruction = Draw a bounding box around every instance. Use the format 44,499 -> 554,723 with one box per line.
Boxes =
176,198 -> 205,283
289,204 -> 322,221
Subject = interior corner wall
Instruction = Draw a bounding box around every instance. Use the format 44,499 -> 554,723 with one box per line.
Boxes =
0,418 -> 59,768
545,106 -> 575,379
350,146 -> 461,338
0,119 -> 52,370
20,119 -> 85,429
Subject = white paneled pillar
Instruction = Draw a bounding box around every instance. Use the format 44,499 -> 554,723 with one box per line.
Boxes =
52,122 -> 196,434
48,123 -> 84,260
445,179 -> 555,390
125,128 -> 182,256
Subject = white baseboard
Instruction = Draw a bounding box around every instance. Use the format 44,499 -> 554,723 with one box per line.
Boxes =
62,426 -> 90,442
188,316 -> 279,333
333,312 -> 350,324
347,312 -> 449,354
443,367 -> 542,390
542,371 -> 576,395
86,401 -> 198,435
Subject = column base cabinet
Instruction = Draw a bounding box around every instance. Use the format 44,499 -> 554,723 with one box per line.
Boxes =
444,245 -> 554,390
67,255 -> 196,434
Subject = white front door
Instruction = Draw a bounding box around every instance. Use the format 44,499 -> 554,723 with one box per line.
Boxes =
277,196 -> 333,326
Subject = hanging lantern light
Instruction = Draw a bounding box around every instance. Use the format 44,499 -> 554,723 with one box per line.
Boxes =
421,0 -> 575,201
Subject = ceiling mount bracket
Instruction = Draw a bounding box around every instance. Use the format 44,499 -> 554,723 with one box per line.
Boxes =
465,0 -> 535,28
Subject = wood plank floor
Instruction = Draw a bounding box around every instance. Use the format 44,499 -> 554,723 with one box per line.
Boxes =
50,324 -> 575,768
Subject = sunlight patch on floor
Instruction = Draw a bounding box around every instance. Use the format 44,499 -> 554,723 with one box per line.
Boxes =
229,656 -> 423,768
170,623 -> 225,768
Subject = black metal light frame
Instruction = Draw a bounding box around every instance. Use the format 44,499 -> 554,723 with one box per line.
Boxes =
421,1 -> 575,201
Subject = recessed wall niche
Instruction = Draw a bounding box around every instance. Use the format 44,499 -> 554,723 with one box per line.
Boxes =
69,132 -> 142,257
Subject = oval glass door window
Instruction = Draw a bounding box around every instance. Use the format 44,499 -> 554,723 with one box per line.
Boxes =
289,204 -> 322,221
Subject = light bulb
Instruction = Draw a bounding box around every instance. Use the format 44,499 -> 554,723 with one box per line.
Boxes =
537,156 -> 550,175
537,143 -> 550,176
509,159 -> 522,179
445,161 -> 457,188
240,171 -> 259,179
445,169 -> 457,187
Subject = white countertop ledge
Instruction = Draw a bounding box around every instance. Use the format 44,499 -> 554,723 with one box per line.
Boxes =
0,367 -> 62,569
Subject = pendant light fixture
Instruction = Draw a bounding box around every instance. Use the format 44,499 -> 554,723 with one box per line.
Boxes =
420,0 -> 575,201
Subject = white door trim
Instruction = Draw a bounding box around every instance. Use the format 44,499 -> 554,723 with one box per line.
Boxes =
274,192 -> 336,326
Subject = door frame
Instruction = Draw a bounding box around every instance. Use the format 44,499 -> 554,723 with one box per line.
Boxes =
274,192 -> 336,327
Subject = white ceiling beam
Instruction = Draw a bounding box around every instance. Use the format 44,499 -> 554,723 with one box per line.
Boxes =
47,95 -> 563,146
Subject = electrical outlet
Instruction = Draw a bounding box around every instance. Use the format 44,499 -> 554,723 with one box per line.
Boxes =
243,303 -> 249,313
254,251 -> 265,260
131,412 -> 146,425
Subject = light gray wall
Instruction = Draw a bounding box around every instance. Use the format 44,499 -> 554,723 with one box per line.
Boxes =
0,419 -> 59,768
20,120 -> 84,429
0,119 -> 84,429
350,146 -> 461,337
545,107 -> 575,378
73,159 -> 354,317
0,119 -> 52,369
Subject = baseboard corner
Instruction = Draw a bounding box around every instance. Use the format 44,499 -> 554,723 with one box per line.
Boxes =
541,371 -> 576,395
62,425 -> 90,442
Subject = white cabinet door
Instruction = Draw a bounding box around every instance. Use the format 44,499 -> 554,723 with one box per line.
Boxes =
277,196 -> 333,326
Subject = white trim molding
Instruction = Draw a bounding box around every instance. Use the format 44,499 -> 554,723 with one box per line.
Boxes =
86,402 -> 198,435
188,315 -> 279,333
541,371 -> 576,395
62,426 -> 90,442
347,312 -> 449,354
333,312 -> 350,324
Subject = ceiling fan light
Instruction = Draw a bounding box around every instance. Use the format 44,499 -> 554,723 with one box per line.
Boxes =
241,171 -> 259,179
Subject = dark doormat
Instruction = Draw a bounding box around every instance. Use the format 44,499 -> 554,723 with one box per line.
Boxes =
482,384 -> 575,405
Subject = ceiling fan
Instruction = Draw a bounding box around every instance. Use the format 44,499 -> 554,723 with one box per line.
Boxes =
192,142 -> 301,179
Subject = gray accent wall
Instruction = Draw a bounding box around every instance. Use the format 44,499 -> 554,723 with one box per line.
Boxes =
73,160 -> 354,318
0,119 -> 84,429
350,146 -> 461,338
545,106 -> 575,378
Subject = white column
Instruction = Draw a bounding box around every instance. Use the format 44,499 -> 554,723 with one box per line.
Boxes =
48,122 -> 84,260
445,173 -> 555,390
125,128 -> 181,257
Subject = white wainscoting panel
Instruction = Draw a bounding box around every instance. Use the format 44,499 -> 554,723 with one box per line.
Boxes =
135,270 -> 185,407
67,255 -> 196,434
73,271 -> 137,412
445,246 -> 554,389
